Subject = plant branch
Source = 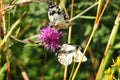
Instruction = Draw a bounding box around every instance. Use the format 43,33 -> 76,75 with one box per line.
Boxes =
70,2 -> 98,22
72,0 -> 110,79
95,12 -> 120,80
0,12 -> 26,47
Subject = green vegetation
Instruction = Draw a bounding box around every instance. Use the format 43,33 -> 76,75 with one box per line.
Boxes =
0,0 -> 120,80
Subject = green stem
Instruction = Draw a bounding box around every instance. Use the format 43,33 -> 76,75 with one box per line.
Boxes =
72,23 -> 97,80
70,2 -> 98,22
0,12 -> 26,47
72,0 -> 110,79
96,12 -> 120,80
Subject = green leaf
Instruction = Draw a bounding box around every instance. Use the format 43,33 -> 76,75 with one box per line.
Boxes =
114,43 -> 120,49
0,63 -> 8,80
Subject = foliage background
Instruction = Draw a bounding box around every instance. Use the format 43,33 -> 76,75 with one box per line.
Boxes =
0,0 -> 120,80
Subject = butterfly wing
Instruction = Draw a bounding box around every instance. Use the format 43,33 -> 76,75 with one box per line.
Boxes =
60,43 -> 76,51
56,44 -> 87,66
56,20 -> 72,29
48,1 -> 70,29
57,51 -> 74,66
73,47 -> 87,62
56,44 -> 76,66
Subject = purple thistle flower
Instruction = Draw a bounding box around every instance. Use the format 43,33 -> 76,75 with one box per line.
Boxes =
39,25 -> 64,51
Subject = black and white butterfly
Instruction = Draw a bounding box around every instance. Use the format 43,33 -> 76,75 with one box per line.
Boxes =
48,1 -> 71,29
56,44 -> 87,66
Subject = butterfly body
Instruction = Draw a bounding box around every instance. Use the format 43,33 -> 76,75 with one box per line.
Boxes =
56,44 -> 87,66
48,1 -> 71,29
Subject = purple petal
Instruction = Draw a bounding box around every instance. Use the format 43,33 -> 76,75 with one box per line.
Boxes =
38,25 -> 64,51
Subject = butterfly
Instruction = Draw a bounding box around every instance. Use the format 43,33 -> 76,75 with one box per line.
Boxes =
48,1 -> 71,29
56,43 -> 87,66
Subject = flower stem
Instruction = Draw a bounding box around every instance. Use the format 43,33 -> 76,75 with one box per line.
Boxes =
68,0 -> 74,43
69,62 -> 75,80
64,66 -> 68,80
64,0 -> 74,79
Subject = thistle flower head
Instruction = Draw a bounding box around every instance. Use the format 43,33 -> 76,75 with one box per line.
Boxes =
39,24 -> 64,51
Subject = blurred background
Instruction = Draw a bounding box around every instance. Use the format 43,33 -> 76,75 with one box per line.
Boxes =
0,0 -> 120,80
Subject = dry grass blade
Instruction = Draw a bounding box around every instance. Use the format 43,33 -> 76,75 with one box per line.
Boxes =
0,12 -> 26,47
72,0 -> 110,79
